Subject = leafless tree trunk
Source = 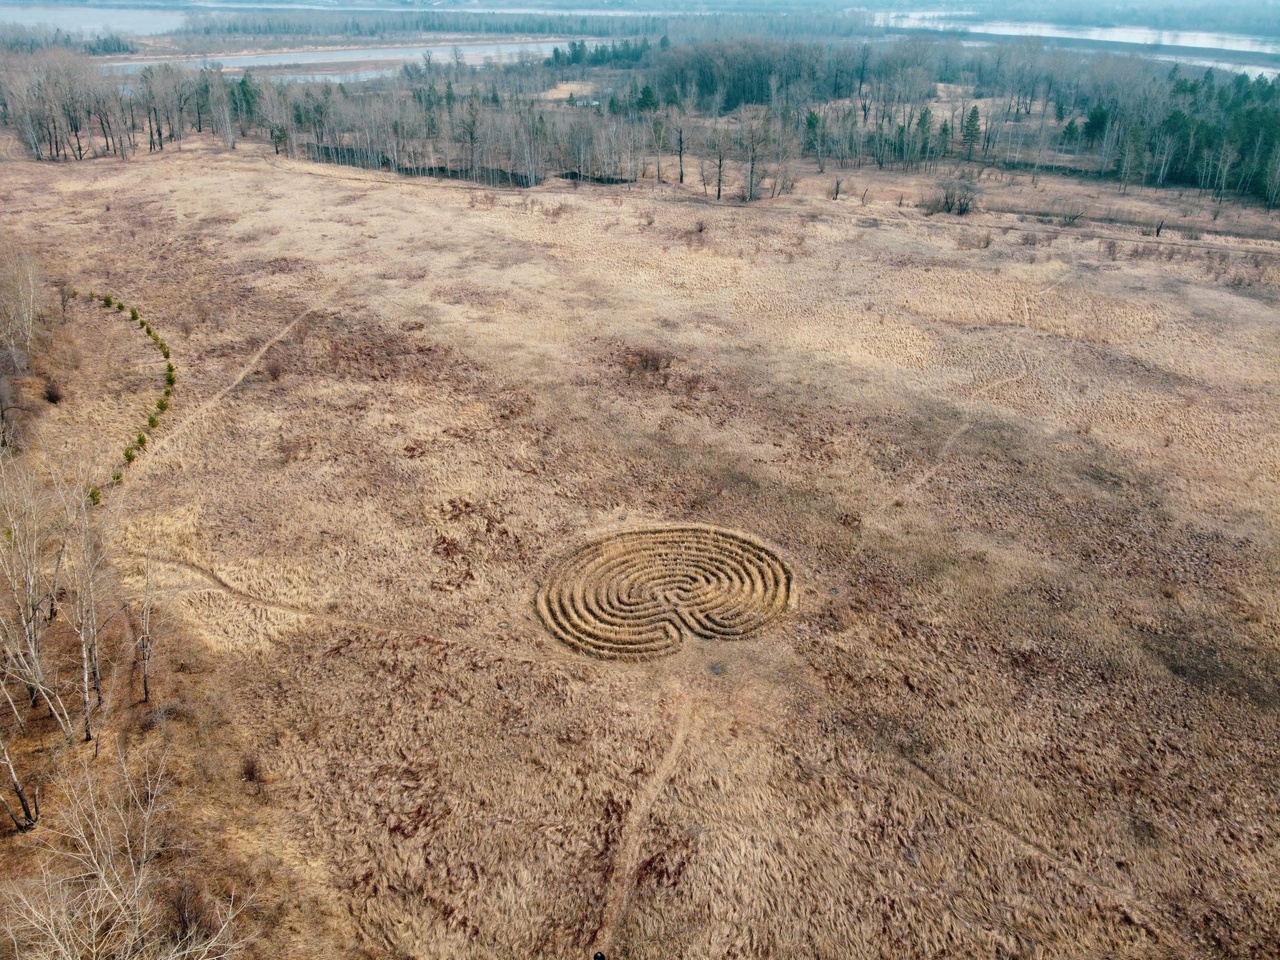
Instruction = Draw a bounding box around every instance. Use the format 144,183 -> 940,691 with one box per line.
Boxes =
738,107 -> 770,203
708,125 -> 731,202
650,116 -> 666,184
0,733 -> 38,830
135,554 -> 159,705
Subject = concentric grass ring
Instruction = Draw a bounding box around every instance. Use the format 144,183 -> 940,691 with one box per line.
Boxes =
536,525 -> 793,659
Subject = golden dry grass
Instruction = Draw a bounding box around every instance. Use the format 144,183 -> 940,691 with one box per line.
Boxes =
3,134 -> 1279,959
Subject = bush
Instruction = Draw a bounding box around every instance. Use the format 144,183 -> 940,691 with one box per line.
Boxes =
87,486 -> 101,506
130,307 -> 139,322
165,363 -> 177,387
88,291 -> 96,300
43,380 -> 63,404
111,470 -> 122,485
102,295 -> 112,307
156,397 -> 169,412
163,386 -> 172,398
161,345 -> 170,359
148,414 -> 159,430
116,302 -> 125,312
265,353 -> 285,382
926,178 -> 980,216
123,447 -> 136,463
136,433 -> 147,448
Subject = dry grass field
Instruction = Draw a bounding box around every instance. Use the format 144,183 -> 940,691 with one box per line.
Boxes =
2,135 -> 1279,959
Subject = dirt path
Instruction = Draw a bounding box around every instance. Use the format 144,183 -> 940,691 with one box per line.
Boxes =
592,696 -> 695,957
885,356 -> 1037,514
139,307 -> 313,463
132,554 -> 437,639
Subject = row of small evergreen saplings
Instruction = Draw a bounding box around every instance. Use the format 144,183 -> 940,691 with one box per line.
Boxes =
81,290 -> 176,503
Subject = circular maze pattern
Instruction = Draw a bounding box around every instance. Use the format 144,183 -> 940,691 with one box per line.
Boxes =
537,525 -> 793,660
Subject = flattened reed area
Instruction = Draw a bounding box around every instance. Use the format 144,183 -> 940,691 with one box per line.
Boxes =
536,525 -> 793,659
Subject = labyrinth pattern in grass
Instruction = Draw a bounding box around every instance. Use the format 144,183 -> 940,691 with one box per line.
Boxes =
537,525 -> 793,659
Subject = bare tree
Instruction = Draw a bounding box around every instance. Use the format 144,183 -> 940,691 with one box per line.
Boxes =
2,756 -> 246,958
649,114 -> 667,184
1266,146 -> 1280,211
666,94 -> 690,185
707,124 -> 732,201
57,471 -> 116,744
737,107 -> 770,202
0,454 -> 73,742
135,554 -> 160,705
206,68 -> 236,150
0,361 -> 33,450
0,244 -> 39,374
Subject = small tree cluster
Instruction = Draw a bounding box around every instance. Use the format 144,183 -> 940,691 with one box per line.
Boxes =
88,293 -> 175,480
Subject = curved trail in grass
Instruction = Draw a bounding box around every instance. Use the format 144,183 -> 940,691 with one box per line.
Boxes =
0,134 -> 26,163
131,554 -> 434,638
889,748 -> 1182,948
138,307 -> 313,464
593,695 -> 694,958
884,355 -> 1038,515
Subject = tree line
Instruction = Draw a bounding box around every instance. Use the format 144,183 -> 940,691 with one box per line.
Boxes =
0,23 -> 135,56
2,33 -> 1279,208
173,8 -> 878,46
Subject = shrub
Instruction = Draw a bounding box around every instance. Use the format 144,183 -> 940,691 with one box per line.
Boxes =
136,433 -> 147,447
111,470 -> 122,485
123,447 -> 136,463
43,380 -> 63,404
87,486 -> 101,506
926,178 -> 980,216
88,291 -> 96,299
156,397 -> 169,412
148,414 -> 159,429
163,386 -> 172,398
265,353 -> 285,382
165,370 -> 176,387
116,302 -> 125,312
130,307 -> 139,322
102,295 -> 112,307
160,345 -> 170,359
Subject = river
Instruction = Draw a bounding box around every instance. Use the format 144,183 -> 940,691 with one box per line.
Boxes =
0,3 -> 185,34
876,13 -> 1280,56
875,12 -> 1280,76
101,39 -> 561,77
